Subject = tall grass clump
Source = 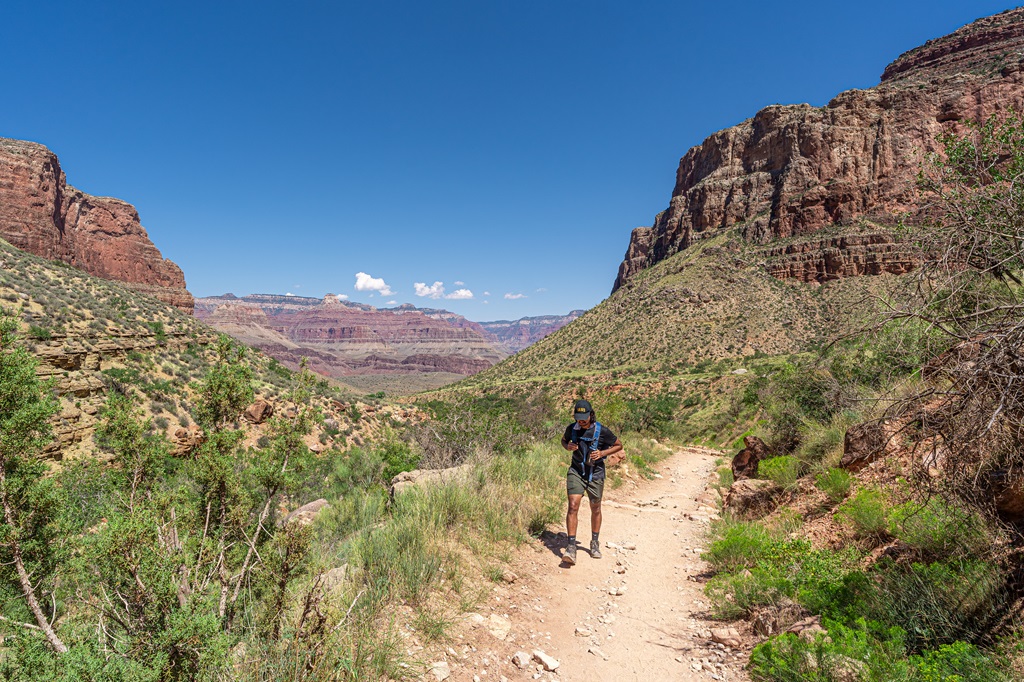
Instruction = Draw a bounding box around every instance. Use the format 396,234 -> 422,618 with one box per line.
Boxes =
815,468 -> 853,503
758,456 -> 801,490
837,487 -> 889,540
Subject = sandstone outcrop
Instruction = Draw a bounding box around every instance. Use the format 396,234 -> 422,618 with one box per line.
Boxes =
614,9 -> 1024,290
0,138 -> 193,311
732,435 -> 769,481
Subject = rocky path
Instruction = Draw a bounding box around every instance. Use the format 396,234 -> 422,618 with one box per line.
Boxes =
431,447 -> 751,682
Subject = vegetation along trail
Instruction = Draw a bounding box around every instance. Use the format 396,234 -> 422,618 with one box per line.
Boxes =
444,446 -> 750,682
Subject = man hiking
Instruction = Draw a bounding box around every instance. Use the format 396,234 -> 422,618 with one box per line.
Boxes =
560,399 -> 623,565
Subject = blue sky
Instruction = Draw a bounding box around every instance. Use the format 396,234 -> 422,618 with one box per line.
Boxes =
2,1 -> 1016,319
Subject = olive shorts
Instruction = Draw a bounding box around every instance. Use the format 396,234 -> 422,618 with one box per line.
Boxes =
567,466 -> 605,502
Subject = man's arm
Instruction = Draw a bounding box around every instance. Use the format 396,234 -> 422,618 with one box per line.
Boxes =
591,438 -> 623,462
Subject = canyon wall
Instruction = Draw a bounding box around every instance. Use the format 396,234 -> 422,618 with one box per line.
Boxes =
614,9 -> 1024,290
0,137 -> 193,311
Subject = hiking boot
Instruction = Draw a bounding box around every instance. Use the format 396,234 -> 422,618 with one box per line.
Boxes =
563,542 -> 577,565
590,539 -> 602,559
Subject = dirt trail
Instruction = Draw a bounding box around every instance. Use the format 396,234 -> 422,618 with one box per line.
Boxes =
435,447 -> 752,682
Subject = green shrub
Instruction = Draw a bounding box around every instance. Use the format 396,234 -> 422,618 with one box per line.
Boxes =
837,488 -> 889,539
702,520 -> 777,572
887,498 -> 989,558
911,640 -> 1010,681
27,324 -> 52,340
750,618 -> 910,682
852,560 -> 1009,653
816,468 -> 853,503
759,456 -> 801,490
706,567 -> 793,619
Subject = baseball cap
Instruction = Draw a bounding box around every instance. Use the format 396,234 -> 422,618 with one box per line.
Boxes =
572,399 -> 593,420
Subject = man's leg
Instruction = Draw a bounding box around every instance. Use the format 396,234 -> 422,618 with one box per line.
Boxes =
565,493 -> 583,564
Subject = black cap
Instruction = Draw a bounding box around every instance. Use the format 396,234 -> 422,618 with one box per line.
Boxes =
572,399 -> 593,420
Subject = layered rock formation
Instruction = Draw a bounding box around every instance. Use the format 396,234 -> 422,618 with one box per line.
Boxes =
478,311 -> 585,353
0,137 -> 192,311
614,9 -> 1024,290
195,294 -> 507,382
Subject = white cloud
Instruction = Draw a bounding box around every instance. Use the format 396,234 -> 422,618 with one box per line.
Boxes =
337,294 -> 349,300
386,300 -> 397,305
285,292 -> 295,297
415,281 -> 475,300
414,281 -> 445,299
354,272 -> 393,296
535,287 -> 547,293
504,292 -> 527,300
293,284 -> 301,289
483,291 -> 491,297
454,280 -> 465,286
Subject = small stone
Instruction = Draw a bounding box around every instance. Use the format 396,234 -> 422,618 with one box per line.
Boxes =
532,650 -> 560,671
512,651 -> 532,669
710,627 -> 742,648
588,646 -> 609,660
429,661 -> 451,681
575,626 -> 592,637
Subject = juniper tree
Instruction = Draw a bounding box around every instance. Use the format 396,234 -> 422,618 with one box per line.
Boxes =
0,312 -> 66,652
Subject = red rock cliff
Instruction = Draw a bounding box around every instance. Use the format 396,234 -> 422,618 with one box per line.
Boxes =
0,138 -> 193,311
614,9 -> 1024,290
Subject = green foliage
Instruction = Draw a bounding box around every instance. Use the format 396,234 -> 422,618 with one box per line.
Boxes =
750,618 -> 910,682
703,520 -> 860,620
758,456 -> 801,490
816,468 -> 853,503
0,312 -> 64,649
27,324 -> 52,340
887,499 -> 989,558
849,560 -> 1009,653
702,520 -> 777,573
837,488 -> 889,539
619,391 -> 681,436
751,619 -> 1011,682
192,336 -> 254,429
414,392 -> 552,467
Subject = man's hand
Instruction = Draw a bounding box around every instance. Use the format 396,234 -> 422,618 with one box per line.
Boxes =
566,442 -> 579,451
588,450 -> 603,463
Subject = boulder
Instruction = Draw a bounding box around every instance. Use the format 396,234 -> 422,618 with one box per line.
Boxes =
732,436 -> 769,480
725,479 -> 782,519
281,499 -> 330,527
840,421 -> 887,471
389,464 -> 471,497
243,399 -> 274,424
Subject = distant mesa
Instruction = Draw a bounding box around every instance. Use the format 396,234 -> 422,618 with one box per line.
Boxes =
0,137 -> 193,312
194,294 -> 581,391
613,8 -> 1024,291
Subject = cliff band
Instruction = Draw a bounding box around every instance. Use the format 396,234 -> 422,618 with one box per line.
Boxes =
0,137 -> 193,311
614,9 -> 1024,290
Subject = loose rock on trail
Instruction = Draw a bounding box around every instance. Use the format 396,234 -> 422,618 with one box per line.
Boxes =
431,447 -> 752,682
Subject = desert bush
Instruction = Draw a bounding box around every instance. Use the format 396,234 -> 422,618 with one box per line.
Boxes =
702,520 -> 777,573
887,498 -> 990,558
837,488 -> 889,539
758,456 -> 801,490
707,568 -> 793,619
413,392 -> 552,468
852,560 -> 1010,652
815,468 -> 853,503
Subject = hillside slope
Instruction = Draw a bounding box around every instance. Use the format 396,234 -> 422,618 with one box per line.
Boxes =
463,227 -> 888,389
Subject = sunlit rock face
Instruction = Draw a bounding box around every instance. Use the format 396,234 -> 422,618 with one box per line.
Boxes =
0,137 -> 193,311
614,8 -> 1024,291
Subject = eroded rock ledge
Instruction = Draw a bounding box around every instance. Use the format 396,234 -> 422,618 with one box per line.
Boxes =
614,8 -> 1024,290
0,137 -> 193,312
